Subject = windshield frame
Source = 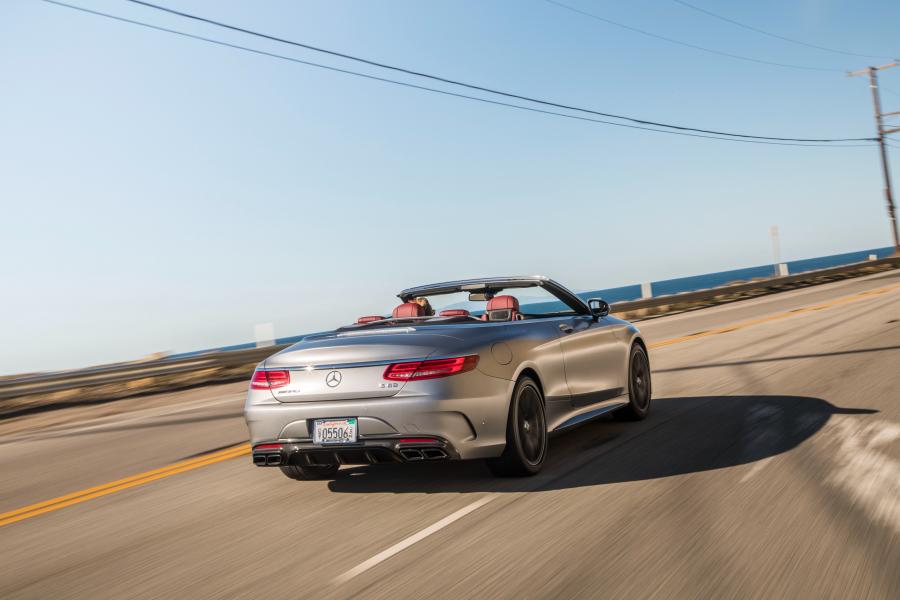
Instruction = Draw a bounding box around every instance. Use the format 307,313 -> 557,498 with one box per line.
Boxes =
398,276 -> 591,316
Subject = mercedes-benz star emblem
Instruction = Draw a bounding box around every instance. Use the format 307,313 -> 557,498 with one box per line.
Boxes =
325,370 -> 342,388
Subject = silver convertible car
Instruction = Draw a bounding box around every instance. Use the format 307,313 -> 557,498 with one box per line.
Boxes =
245,276 -> 651,479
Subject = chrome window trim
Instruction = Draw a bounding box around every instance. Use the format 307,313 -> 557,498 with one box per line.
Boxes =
337,327 -> 417,337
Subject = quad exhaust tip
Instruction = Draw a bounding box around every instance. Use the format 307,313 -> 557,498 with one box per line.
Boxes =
399,448 -> 425,461
421,448 -> 448,460
253,453 -> 283,466
399,447 -> 448,461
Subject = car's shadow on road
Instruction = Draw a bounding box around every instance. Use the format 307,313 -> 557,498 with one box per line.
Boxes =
326,395 -> 876,494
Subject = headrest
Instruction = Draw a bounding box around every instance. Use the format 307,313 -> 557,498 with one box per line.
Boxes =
439,309 -> 470,317
392,303 -> 424,318
486,295 -> 519,311
357,315 -> 384,324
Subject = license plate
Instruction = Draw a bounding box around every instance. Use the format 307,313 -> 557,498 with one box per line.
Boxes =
313,418 -> 358,444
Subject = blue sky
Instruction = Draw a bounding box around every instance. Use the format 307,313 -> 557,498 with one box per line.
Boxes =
2,0 -> 899,374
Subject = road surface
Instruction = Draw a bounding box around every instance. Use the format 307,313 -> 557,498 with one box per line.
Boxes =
1,270 -> 899,599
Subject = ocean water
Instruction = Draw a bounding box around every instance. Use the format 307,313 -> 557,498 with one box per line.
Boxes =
173,246 -> 894,358
576,245 -> 895,304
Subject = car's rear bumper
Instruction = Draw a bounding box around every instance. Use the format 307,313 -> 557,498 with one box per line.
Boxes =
244,371 -> 514,460
251,436 -> 460,467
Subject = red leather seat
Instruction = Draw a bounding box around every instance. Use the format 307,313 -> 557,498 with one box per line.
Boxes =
392,303 -> 425,318
357,315 -> 384,324
439,309 -> 470,317
485,295 -> 519,321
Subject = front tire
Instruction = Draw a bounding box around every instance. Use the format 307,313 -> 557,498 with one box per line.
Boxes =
616,343 -> 652,421
487,376 -> 548,477
280,464 -> 339,480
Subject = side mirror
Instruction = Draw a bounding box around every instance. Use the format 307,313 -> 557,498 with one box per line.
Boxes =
587,298 -> 609,319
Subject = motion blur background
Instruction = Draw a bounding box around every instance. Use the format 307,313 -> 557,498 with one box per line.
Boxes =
1,0 -> 898,372
3,4 -> 900,599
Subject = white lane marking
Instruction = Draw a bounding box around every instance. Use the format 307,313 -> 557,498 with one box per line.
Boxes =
0,394 -> 245,444
821,419 -> 900,534
334,494 -> 499,585
739,456 -> 775,483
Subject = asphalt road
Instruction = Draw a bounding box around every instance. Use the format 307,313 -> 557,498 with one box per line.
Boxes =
1,270 -> 899,599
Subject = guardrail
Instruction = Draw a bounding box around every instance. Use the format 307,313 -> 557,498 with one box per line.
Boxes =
1,255 -> 897,417
0,345 -> 288,401
610,254 -> 900,314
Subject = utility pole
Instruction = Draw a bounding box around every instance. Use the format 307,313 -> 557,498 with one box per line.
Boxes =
849,62 -> 900,255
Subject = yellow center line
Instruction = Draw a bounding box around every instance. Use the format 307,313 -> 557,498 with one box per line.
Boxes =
647,283 -> 899,350
0,444 -> 250,528
2,280 -> 897,528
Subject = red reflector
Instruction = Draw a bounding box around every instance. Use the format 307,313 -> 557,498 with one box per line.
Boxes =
383,355 -> 479,381
399,438 -> 438,444
250,369 -> 290,390
254,443 -> 282,450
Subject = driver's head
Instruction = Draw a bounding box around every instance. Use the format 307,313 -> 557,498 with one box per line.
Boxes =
414,297 -> 435,316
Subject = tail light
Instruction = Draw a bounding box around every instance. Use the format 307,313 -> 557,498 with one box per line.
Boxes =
383,355 -> 479,381
251,369 -> 290,390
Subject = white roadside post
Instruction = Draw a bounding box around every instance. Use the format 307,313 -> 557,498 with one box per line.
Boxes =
640,282 -> 653,299
769,225 -> 781,277
869,254 -> 878,261
777,263 -> 789,277
254,323 -> 275,348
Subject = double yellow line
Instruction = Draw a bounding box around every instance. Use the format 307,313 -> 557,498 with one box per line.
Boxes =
0,443 -> 250,528
1,281 -> 897,528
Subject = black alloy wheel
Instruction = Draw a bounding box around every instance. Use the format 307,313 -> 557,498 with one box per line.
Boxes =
616,343 -> 652,421
488,376 -> 548,477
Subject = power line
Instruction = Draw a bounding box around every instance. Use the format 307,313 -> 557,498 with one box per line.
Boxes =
108,0 -> 873,143
40,1 -> 874,148
671,0 -> 896,60
543,0 -> 844,72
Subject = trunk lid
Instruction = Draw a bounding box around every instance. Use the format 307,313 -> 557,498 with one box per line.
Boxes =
264,329 -> 461,402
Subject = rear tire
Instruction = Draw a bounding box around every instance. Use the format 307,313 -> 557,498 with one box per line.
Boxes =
615,343 -> 652,421
487,376 -> 548,477
280,464 -> 339,480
